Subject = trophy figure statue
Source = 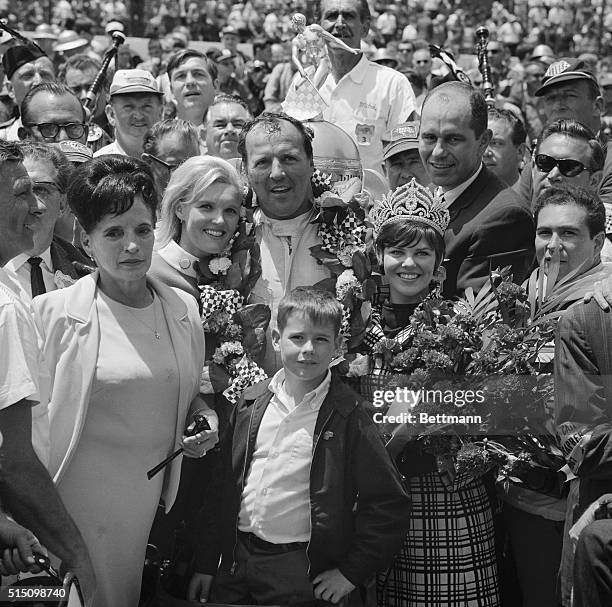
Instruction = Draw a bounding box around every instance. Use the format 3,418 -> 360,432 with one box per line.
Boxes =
283,13 -> 360,120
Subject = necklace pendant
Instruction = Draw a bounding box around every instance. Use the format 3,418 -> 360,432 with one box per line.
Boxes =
154,331 -> 161,339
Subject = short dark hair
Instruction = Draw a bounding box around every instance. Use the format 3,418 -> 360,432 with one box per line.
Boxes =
205,93 -> 252,123
58,53 -> 107,92
21,82 -> 86,126
375,221 -> 446,269
536,119 -> 605,173
423,81 -> 488,138
238,112 -> 314,164
18,141 -> 73,193
277,286 -> 343,335
0,140 -> 23,166
534,184 -> 605,238
487,107 -> 527,147
67,155 -> 157,233
142,118 -> 200,155
166,48 -> 218,82
315,0 -> 371,21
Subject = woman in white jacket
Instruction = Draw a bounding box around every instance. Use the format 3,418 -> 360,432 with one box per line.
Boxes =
32,155 -> 218,607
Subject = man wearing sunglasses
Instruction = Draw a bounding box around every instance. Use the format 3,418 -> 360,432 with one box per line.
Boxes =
532,120 -> 612,260
530,59 -> 612,237
532,119 -> 604,202
18,82 -> 88,145
517,60 -> 606,204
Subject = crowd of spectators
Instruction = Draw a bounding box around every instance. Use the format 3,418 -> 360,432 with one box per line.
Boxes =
0,0 -> 610,54
4,0 -> 612,605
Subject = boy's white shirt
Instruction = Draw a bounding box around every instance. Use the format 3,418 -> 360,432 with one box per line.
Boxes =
238,369 -> 332,543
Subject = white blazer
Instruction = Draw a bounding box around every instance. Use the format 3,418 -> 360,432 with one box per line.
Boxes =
31,272 -> 205,512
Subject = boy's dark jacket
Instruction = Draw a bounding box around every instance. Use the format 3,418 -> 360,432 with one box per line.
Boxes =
194,372 -> 411,586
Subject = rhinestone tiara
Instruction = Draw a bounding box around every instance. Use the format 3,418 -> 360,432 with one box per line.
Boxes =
369,178 -> 450,236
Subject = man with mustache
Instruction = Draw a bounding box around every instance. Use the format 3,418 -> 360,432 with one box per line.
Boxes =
419,81 -> 535,297
94,69 -> 163,158
307,0 -> 416,173
204,94 -> 252,160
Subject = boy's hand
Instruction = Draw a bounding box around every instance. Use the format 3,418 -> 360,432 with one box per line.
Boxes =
313,568 -> 356,604
187,572 -> 214,603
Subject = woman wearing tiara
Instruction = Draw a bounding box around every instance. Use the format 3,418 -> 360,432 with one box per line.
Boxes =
359,179 -> 500,607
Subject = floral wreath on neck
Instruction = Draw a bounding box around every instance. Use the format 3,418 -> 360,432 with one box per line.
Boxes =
308,169 -> 380,355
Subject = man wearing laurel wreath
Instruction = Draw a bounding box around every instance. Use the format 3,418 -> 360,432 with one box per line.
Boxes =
240,113 -> 331,374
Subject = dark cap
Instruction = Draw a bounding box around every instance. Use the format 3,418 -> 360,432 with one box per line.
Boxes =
221,25 -> 240,36
382,121 -> 420,161
215,49 -> 236,64
535,58 -> 599,97
2,44 -> 46,80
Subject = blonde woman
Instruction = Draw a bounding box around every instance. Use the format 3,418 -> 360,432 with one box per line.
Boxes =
149,155 -> 243,300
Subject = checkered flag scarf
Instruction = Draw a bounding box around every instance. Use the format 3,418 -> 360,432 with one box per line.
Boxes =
199,285 -> 243,323
223,356 -> 268,404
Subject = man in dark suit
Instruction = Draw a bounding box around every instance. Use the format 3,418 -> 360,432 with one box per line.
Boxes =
4,141 -> 92,299
418,81 -> 535,298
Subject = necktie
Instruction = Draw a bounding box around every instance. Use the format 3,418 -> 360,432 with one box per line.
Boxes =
28,257 -> 47,297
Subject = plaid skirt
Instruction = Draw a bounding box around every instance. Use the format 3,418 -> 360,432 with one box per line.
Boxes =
350,371 -> 500,606
377,472 -> 500,607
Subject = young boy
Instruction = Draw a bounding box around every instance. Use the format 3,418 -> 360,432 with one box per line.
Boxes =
188,286 -> 410,605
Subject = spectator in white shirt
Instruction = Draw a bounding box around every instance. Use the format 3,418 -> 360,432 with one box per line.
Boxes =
306,0 -> 416,173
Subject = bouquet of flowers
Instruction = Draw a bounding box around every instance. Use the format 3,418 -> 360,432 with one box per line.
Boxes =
198,218 -> 271,404
354,253 -> 603,490
308,170 -> 377,350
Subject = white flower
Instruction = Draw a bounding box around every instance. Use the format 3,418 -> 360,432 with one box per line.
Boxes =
337,243 -> 365,268
220,341 -> 244,357
209,256 -> 232,275
53,271 -> 76,289
347,353 -> 370,377
336,269 -> 359,300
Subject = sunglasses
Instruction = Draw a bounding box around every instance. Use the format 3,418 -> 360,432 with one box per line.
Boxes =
144,153 -> 185,172
25,122 -> 87,140
535,154 -> 588,177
